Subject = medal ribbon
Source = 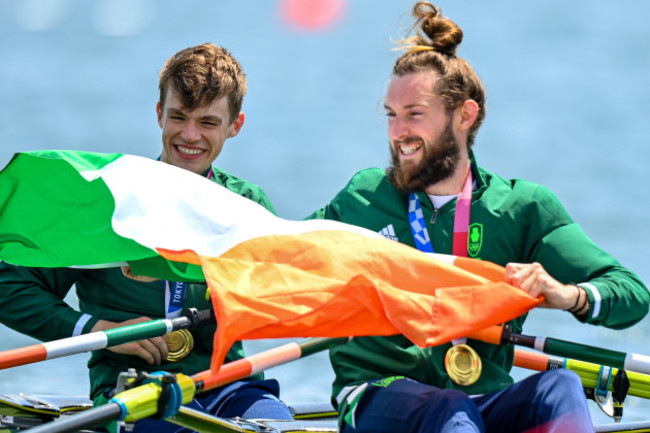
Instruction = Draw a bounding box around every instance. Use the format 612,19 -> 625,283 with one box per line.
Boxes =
408,167 -> 473,348
408,167 -> 473,256
164,281 -> 187,318
452,167 -> 472,257
164,281 -> 194,362
408,196 -> 434,252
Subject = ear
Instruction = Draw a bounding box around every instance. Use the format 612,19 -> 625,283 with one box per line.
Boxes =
156,102 -> 163,128
228,112 -> 245,138
456,99 -> 479,131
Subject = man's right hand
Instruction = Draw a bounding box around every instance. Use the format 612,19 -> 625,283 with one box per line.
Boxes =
91,317 -> 169,365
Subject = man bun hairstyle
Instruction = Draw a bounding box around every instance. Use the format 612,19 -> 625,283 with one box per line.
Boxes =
394,2 -> 486,147
159,43 -> 247,125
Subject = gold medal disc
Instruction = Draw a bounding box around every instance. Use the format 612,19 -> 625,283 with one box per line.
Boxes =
444,344 -> 482,386
166,329 -> 194,362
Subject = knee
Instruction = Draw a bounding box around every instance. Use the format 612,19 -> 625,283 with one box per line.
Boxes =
423,390 -> 482,433
241,393 -> 293,420
540,369 -> 583,394
532,370 -> 593,430
535,370 -> 587,412
426,389 -> 480,417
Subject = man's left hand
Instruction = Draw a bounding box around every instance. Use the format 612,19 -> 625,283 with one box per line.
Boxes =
121,265 -> 159,283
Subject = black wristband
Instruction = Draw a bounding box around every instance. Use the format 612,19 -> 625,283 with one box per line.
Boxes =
566,286 -> 581,312
570,287 -> 588,315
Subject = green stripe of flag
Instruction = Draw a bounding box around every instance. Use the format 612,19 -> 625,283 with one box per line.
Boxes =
0,150 -> 204,282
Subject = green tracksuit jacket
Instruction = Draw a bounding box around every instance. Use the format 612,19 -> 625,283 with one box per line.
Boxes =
0,166 -> 275,400
308,158 -> 650,405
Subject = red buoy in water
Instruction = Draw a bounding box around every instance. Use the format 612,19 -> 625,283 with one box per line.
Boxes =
279,0 -> 347,32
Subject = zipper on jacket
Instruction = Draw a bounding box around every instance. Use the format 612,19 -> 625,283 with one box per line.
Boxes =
431,208 -> 438,224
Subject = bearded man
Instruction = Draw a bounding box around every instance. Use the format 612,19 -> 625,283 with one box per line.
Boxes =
307,2 -> 649,432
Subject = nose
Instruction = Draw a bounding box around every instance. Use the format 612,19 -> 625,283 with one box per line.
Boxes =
180,120 -> 201,143
388,116 -> 408,142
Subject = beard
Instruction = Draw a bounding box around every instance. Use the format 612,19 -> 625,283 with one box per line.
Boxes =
386,119 -> 461,193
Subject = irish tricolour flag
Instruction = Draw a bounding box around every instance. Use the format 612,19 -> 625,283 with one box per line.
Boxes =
0,150 -> 541,370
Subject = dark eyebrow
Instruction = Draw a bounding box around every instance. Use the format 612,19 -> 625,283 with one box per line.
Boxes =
166,107 -> 223,125
166,107 -> 185,116
384,103 -> 427,111
199,115 -> 223,125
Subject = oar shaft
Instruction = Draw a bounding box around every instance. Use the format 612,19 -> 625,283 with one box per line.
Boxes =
103,319 -> 180,346
470,324 -> 650,376
193,337 -> 347,392
25,402 -> 122,433
0,309 -> 214,370
0,320 -> 176,370
514,349 -> 650,400
0,345 -> 48,369
540,337 -> 628,371
513,347 -> 564,371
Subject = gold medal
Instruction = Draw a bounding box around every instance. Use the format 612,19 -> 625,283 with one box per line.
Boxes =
166,329 -> 194,362
445,344 -> 482,386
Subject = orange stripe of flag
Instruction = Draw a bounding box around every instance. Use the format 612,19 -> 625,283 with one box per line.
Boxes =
159,230 -> 542,371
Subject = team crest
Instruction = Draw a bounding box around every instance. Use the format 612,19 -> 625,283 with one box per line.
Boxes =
467,223 -> 483,257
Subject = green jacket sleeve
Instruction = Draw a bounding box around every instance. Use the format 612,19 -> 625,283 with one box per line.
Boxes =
305,205 -> 337,220
0,262 -> 99,341
521,184 -> 649,329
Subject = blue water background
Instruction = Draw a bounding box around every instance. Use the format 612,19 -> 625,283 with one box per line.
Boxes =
1,0 -> 650,426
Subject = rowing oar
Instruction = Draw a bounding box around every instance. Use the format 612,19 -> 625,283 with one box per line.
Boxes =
24,337 -> 348,433
513,348 -> 646,423
513,348 -> 650,400
0,308 -> 215,370
468,323 -> 650,375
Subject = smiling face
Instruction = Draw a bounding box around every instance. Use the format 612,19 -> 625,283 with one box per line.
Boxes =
157,86 -> 244,175
384,71 -> 463,192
